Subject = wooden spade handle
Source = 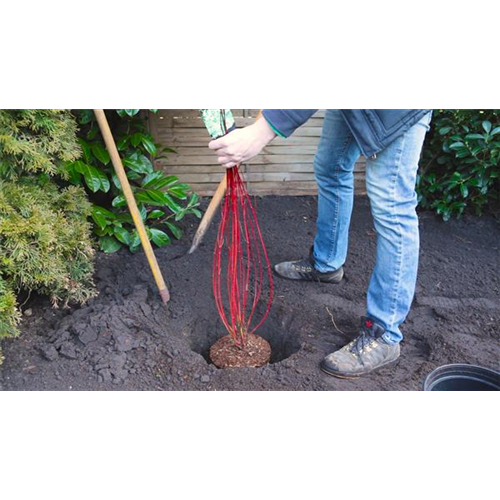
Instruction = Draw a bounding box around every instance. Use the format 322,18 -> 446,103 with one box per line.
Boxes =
94,109 -> 170,304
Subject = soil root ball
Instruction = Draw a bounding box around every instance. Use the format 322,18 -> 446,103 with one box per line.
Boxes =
210,334 -> 271,368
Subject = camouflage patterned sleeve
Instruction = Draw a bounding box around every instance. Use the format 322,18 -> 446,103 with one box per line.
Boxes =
199,109 -> 236,139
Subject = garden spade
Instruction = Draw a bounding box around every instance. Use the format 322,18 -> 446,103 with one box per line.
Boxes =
93,109 -> 170,304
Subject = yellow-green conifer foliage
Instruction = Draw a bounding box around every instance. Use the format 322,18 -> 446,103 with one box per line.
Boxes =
0,110 -> 96,362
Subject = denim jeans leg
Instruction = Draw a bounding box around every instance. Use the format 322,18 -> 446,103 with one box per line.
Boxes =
313,110 -> 362,272
365,112 -> 432,343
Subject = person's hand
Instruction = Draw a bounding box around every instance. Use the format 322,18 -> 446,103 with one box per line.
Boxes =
208,116 -> 276,168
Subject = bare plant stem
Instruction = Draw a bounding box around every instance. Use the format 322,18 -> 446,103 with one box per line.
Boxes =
325,306 -> 347,336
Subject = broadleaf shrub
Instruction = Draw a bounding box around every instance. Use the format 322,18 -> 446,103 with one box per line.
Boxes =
68,110 -> 201,253
419,109 -> 500,220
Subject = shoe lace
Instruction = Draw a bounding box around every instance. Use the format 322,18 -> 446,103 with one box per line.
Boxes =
292,259 -> 313,272
349,324 -> 375,357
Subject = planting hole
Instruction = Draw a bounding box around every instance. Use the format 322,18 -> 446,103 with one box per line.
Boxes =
189,307 -> 301,366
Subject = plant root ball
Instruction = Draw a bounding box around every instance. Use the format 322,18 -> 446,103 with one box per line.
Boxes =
210,334 -> 271,368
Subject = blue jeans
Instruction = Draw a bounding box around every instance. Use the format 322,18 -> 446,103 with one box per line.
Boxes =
313,110 -> 432,343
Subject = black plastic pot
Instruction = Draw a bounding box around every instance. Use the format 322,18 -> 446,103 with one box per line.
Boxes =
424,364 -> 500,391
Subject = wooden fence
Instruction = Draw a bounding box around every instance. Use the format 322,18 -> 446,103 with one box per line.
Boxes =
147,109 -> 366,196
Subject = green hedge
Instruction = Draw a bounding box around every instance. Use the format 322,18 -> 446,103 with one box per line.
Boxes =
418,110 -> 500,220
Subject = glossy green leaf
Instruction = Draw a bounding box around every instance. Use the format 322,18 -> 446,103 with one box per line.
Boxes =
188,192 -> 200,206
66,161 -> 81,184
165,221 -> 182,239
150,229 -> 171,247
128,230 -> 141,251
78,138 -> 93,163
163,194 -> 182,213
74,161 -> 108,193
112,194 -> 127,207
92,143 -> 110,165
91,210 -> 107,230
113,227 -> 132,245
93,205 -> 116,219
142,171 -> 177,189
465,134 -> 485,141
147,209 -> 165,219
141,136 -> 157,156
99,236 -> 122,253
167,186 -> 188,200
123,152 -> 153,174
131,133 -> 144,147
79,110 -> 94,124
87,124 -> 99,140
138,204 -> 147,221
116,136 -> 128,151
111,173 -> 122,190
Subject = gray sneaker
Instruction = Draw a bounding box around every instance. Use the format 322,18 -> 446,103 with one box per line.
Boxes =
274,248 -> 344,283
320,317 -> 400,378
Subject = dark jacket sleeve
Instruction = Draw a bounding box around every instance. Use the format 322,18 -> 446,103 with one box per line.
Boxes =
262,109 -> 318,137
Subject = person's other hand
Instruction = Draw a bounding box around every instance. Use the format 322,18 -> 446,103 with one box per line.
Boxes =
208,116 -> 276,168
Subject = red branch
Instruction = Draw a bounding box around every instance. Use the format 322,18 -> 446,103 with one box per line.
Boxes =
212,167 -> 273,348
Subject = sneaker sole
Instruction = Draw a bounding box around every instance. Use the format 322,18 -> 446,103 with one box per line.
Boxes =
320,356 -> 399,379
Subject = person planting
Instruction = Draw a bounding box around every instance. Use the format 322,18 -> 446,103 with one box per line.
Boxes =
209,109 -> 432,378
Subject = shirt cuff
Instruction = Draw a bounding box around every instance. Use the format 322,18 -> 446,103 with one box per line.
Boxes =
263,116 -> 286,138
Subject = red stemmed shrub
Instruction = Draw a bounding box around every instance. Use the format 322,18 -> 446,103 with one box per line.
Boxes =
212,166 -> 273,351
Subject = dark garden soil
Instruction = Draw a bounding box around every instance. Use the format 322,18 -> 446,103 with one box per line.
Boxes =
1,196 -> 499,391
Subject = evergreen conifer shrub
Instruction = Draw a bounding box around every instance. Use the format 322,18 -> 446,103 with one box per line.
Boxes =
0,110 -> 96,362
